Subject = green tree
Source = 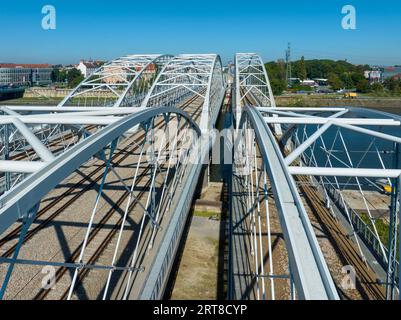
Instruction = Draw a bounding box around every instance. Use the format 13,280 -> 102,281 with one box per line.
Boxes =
51,68 -> 67,83
265,60 -> 287,94
299,56 -> 307,81
371,82 -> 384,93
350,72 -> 365,84
356,79 -> 371,93
339,72 -> 354,89
67,68 -> 84,88
384,78 -> 401,94
270,79 -> 287,95
328,73 -> 343,90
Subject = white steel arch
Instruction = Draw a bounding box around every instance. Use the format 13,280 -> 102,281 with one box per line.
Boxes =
58,54 -> 173,108
234,53 -> 281,134
141,54 -> 225,131
0,106 -> 200,234
0,55 -> 174,196
0,53 -> 225,203
232,105 -> 339,300
0,53 -> 223,300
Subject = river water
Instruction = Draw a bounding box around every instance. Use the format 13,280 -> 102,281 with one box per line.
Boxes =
210,105 -> 401,187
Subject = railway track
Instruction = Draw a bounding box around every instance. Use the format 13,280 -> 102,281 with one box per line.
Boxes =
0,91 -> 205,300
38,115 -> 198,300
36,165 -> 153,300
275,132 -> 386,299
294,173 -> 386,299
0,133 -> 145,257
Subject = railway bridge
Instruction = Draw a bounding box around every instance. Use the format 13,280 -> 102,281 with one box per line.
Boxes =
0,53 -> 400,300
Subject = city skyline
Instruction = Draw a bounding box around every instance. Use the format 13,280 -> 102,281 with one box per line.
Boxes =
0,0 -> 400,66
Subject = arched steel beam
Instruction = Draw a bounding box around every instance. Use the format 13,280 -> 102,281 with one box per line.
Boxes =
141,54 -> 225,131
112,55 -> 173,108
234,105 -> 339,300
235,53 -> 281,134
58,54 -> 173,108
199,54 -> 225,131
0,107 -> 200,236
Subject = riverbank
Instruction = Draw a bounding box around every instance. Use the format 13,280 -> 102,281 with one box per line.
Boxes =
276,95 -> 401,111
2,93 -> 401,113
0,96 -> 63,105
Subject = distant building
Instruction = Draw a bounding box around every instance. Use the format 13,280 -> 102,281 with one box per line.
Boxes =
77,60 -> 101,78
313,78 -> 328,86
101,62 -> 156,84
0,63 -> 52,86
364,70 -> 382,83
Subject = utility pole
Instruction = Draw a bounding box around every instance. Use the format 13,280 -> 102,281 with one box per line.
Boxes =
285,42 -> 292,88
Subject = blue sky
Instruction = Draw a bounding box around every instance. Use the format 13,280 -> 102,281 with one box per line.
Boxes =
0,0 -> 400,66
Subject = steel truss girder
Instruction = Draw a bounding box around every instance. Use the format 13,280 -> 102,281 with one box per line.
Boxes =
141,54 -> 226,131
0,50 -> 170,189
0,53 -> 211,193
0,52 -> 224,209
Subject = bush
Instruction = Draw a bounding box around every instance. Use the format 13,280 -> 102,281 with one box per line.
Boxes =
328,73 -> 343,90
383,78 -> 401,95
356,79 -> 371,93
370,82 -> 384,92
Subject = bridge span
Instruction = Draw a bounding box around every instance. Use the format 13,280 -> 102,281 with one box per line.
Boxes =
0,53 -> 400,300
0,54 -> 225,300
230,53 -> 400,300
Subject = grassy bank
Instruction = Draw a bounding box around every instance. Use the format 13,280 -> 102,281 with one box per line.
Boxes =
276,94 -> 401,110
0,97 -> 63,105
